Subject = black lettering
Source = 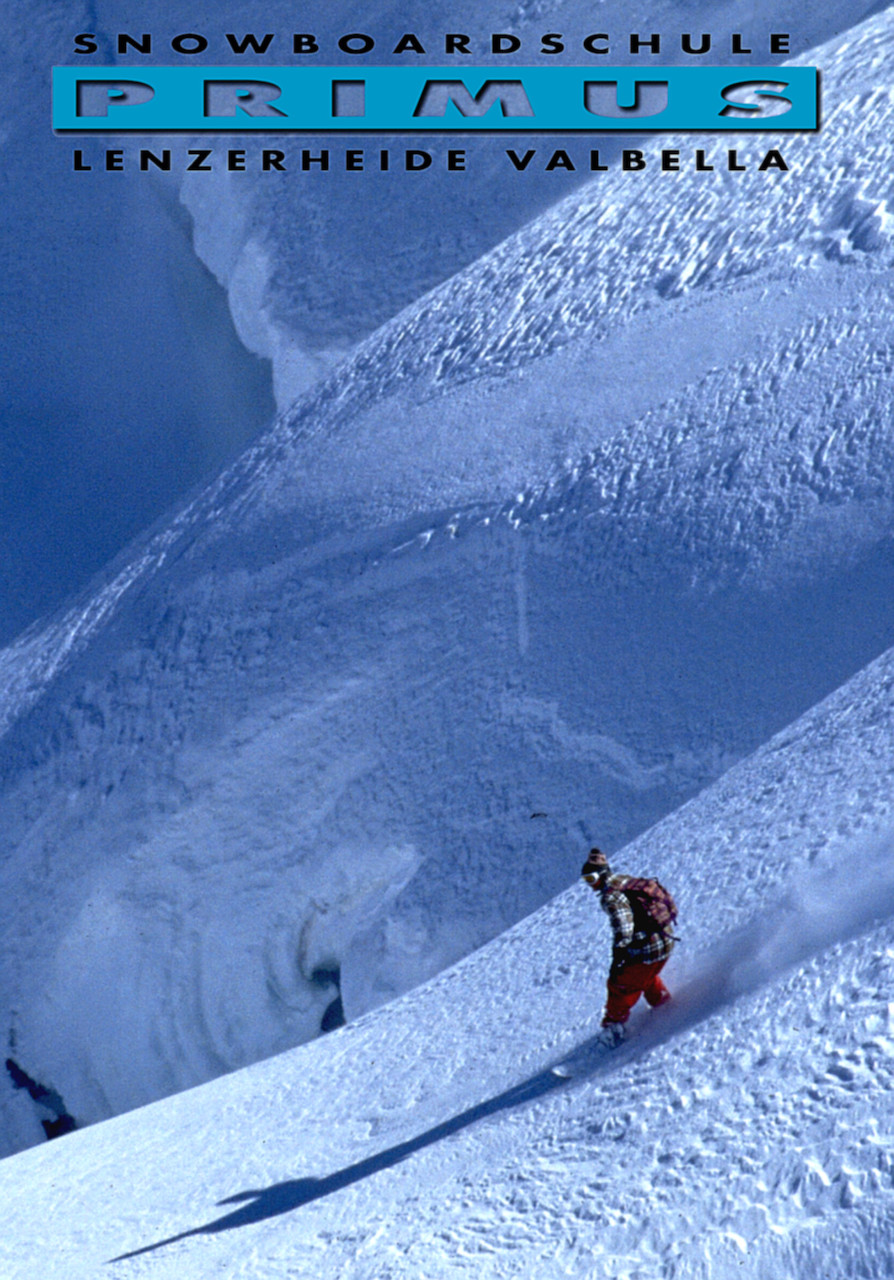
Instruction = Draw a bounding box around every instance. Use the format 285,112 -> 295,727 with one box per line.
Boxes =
406,150 -> 432,170
695,150 -> 714,171
139,149 -> 171,171
506,148 -> 535,170
227,150 -> 246,171
661,149 -> 680,171
293,34 -> 319,54
492,34 -> 521,54
105,150 -> 124,170
74,33 -> 98,54
346,149 -> 364,170
393,33 -> 425,54
758,149 -> 789,171
590,150 -> 608,171
172,33 -> 209,55
681,33 -> 710,55
338,33 -> 375,54
541,34 -> 564,55
629,33 -> 660,54
262,150 -> 286,171
447,149 -> 465,171
622,149 -> 646,170
72,149 -> 91,170
770,33 -> 790,54
187,149 -> 213,171
545,149 -> 575,171
225,33 -> 275,55
583,33 -> 609,54
302,150 -> 329,169
118,33 -> 150,54
445,34 -> 471,55
731,34 -> 751,54
728,150 -> 746,171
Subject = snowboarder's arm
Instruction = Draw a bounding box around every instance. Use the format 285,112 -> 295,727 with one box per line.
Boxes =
601,887 -> 635,949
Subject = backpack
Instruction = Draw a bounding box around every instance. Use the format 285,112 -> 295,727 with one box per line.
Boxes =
620,877 -> 678,936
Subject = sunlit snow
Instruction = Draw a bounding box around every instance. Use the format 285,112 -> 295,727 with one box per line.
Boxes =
3,4 -> 894,1277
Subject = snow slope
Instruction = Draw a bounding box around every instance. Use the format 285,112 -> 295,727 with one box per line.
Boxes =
170,0 -> 885,407
10,0 -> 874,644
3,625 -> 894,1277
2,10 -> 894,1159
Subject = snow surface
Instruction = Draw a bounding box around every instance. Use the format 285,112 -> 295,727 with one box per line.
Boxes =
4,7 -> 894,1165
171,0 -> 886,408
2,0 -> 885,650
4,635 -> 894,1277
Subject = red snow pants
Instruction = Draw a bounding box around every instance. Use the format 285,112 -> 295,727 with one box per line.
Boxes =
602,958 -> 671,1026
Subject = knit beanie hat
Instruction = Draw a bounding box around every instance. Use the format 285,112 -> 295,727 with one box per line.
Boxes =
582,848 -> 610,879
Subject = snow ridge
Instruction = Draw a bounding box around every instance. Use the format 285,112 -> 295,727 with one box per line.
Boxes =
5,630 -> 894,1276
3,9 -> 894,1167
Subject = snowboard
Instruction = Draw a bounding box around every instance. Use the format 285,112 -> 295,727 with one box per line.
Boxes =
550,1031 -> 625,1077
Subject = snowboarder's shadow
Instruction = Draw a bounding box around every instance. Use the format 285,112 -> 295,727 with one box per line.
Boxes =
108,1065 -> 579,1264
110,1001 -> 704,1266
112,875 -> 885,1264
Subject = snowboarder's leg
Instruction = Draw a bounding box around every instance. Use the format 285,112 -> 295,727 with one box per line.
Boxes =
642,962 -> 671,1009
602,965 -> 646,1025
603,959 -> 670,1025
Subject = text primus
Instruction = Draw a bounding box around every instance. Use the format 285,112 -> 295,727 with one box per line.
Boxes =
53,66 -> 819,133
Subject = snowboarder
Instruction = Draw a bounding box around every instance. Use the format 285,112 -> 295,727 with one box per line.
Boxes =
582,848 -> 676,1046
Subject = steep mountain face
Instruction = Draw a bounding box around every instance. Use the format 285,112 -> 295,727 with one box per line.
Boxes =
171,0 -> 885,406
2,11 -> 894,1156
3,599 -> 894,1278
0,0 -> 883,643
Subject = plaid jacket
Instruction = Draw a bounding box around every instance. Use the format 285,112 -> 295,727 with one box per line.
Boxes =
593,873 -> 675,966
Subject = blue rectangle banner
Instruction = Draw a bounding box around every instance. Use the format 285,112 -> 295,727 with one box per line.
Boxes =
53,65 -> 819,132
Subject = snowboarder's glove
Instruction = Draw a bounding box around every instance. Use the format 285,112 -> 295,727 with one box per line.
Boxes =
610,946 -> 629,976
